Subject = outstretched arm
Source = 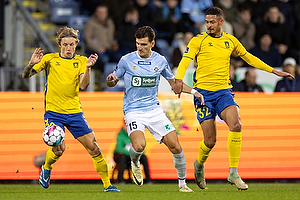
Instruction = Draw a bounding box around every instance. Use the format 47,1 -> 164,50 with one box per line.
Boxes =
241,52 -> 295,79
272,69 -> 295,79
22,47 -> 43,78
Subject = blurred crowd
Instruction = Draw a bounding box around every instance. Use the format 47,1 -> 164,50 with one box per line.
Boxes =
74,0 -> 300,68
73,0 -> 300,90
6,0 -> 300,92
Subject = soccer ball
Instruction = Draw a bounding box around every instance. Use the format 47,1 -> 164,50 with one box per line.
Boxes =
42,125 -> 65,146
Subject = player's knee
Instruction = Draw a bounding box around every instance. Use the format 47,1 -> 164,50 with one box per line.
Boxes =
53,149 -> 64,157
230,122 -> 242,132
90,145 -> 101,155
132,140 -> 146,152
205,139 -> 216,148
53,145 -> 65,156
168,143 -> 182,154
133,144 -> 145,153
206,142 -> 216,148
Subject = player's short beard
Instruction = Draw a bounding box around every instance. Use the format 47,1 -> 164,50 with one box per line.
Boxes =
208,31 -> 216,37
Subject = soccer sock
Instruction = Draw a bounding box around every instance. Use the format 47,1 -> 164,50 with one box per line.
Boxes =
230,167 -> 238,174
173,150 -> 186,188
197,140 -> 212,166
92,153 -> 111,189
129,146 -> 143,167
227,131 -> 242,170
43,148 -> 61,170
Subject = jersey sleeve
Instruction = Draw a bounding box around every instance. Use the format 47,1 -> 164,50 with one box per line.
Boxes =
113,57 -> 126,79
176,36 -> 199,79
32,54 -> 51,73
161,59 -> 175,79
231,36 -> 247,57
79,56 -> 88,75
232,36 -> 274,73
241,52 -> 274,73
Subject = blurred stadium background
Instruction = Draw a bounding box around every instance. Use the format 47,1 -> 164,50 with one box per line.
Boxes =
0,0 -> 300,184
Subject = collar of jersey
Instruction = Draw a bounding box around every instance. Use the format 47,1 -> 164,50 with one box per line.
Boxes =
59,53 -> 75,59
206,32 -> 223,38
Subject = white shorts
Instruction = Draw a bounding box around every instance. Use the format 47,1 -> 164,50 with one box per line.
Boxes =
124,107 -> 176,143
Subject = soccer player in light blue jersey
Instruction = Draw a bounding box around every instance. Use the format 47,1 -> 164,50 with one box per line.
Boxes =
106,26 -> 204,192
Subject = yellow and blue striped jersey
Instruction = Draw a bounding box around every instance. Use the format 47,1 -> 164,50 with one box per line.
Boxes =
176,32 -> 273,91
33,53 -> 87,114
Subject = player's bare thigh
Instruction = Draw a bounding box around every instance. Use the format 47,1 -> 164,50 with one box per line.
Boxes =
220,105 -> 241,132
129,130 -> 146,152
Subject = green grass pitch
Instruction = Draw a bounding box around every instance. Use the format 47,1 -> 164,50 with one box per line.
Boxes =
0,182 -> 299,200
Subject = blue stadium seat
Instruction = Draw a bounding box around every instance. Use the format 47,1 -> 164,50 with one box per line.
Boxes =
49,0 -> 80,24
68,15 -> 90,47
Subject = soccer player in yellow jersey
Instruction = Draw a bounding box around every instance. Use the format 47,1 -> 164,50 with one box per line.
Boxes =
172,7 -> 295,191
22,26 -> 121,192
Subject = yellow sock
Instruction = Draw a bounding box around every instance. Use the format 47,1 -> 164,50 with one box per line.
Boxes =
92,153 -> 111,189
44,148 -> 61,170
198,140 -> 212,166
227,131 -> 242,168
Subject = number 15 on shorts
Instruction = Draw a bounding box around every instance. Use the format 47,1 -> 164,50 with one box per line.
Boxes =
129,121 -> 137,131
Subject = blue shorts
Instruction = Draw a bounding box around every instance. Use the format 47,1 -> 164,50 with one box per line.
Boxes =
44,111 -> 93,139
194,88 -> 238,124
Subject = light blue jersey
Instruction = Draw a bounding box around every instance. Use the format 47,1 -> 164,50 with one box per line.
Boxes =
113,51 -> 174,114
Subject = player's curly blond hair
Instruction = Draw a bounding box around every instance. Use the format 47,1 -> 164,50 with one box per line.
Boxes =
56,26 -> 79,45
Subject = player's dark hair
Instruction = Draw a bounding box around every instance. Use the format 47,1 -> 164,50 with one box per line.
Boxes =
134,26 -> 156,42
205,6 -> 224,18
56,26 -> 79,45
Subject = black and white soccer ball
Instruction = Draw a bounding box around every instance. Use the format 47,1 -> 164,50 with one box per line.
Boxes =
42,125 -> 65,146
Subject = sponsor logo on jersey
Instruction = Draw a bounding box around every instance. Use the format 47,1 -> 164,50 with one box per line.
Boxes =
138,61 -> 151,65
131,76 -> 156,87
208,42 -> 213,47
56,62 -> 60,66
132,66 -> 137,70
73,62 -> 79,68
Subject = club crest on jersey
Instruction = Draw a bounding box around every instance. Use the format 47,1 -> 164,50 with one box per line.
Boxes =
138,61 -> 151,65
184,47 -> 190,54
153,66 -> 159,72
73,62 -> 79,68
224,41 -> 230,48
